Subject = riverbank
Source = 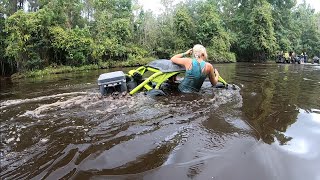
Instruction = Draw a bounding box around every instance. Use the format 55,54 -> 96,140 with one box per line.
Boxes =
10,57 -> 155,79
10,58 -> 239,79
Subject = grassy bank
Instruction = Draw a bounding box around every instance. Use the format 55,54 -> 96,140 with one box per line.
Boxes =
11,57 -> 155,79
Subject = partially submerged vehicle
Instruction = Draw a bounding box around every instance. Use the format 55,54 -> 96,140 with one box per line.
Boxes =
275,54 -> 306,64
312,56 -> 319,64
275,51 -> 285,63
275,54 -> 286,63
276,52 -> 291,64
292,55 -> 302,64
97,59 -> 229,96
275,51 -> 312,64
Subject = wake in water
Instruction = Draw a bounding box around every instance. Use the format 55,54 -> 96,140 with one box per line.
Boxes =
0,85 -> 261,179
0,92 -> 92,110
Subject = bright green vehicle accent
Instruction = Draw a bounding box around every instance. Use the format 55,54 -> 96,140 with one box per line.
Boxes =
218,76 -> 228,86
126,59 -> 228,95
129,71 -> 163,95
153,72 -> 180,89
128,66 -> 147,76
128,66 -> 183,95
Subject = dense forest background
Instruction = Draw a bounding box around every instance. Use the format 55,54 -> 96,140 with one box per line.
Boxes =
0,0 -> 319,76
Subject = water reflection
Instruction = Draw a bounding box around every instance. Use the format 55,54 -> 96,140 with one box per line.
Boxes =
1,63 -> 320,179
278,109 -> 320,157
238,63 -> 320,145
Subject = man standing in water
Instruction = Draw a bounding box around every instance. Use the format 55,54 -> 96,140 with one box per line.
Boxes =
170,44 -> 220,93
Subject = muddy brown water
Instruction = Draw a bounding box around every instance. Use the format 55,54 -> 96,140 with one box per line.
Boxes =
1,63 -> 320,180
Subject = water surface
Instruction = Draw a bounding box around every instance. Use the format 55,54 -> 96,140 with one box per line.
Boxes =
1,63 -> 320,180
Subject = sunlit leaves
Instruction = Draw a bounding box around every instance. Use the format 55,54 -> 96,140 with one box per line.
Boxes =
248,0 -> 276,54
1,0 -> 320,75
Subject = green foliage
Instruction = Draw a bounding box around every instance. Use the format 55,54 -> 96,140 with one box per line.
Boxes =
173,5 -> 194,49
227,0 -> 277,61
207,35 -> 236,62
5,10 -> 41,71
292,3 -> 320,56
0,6 -> 11,76
11,57 -> 155,79
248,0 -> 276,59
195,1 -> 235,62
50,26 -> 93,66
1,0 -> 320,77
268,0 -> 296,51
39,0 -> 84,28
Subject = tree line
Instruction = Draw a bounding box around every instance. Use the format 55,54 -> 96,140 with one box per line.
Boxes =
0,0 -> 319,76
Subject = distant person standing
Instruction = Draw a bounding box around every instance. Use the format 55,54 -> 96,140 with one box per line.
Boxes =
289,51 -> 296,63
303,52 -> 308,63
292,51 -> 296,59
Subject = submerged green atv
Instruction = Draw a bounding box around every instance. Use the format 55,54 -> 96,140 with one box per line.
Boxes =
98,59 -> 228,96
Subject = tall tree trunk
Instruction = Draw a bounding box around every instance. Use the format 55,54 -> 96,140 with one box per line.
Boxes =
10,0 -> 18,15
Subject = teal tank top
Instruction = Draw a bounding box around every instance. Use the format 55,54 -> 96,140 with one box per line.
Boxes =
178,59 -> 207,93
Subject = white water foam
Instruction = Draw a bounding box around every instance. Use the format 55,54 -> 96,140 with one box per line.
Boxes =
19,95 -> 90,118
0,92 -> 94,110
